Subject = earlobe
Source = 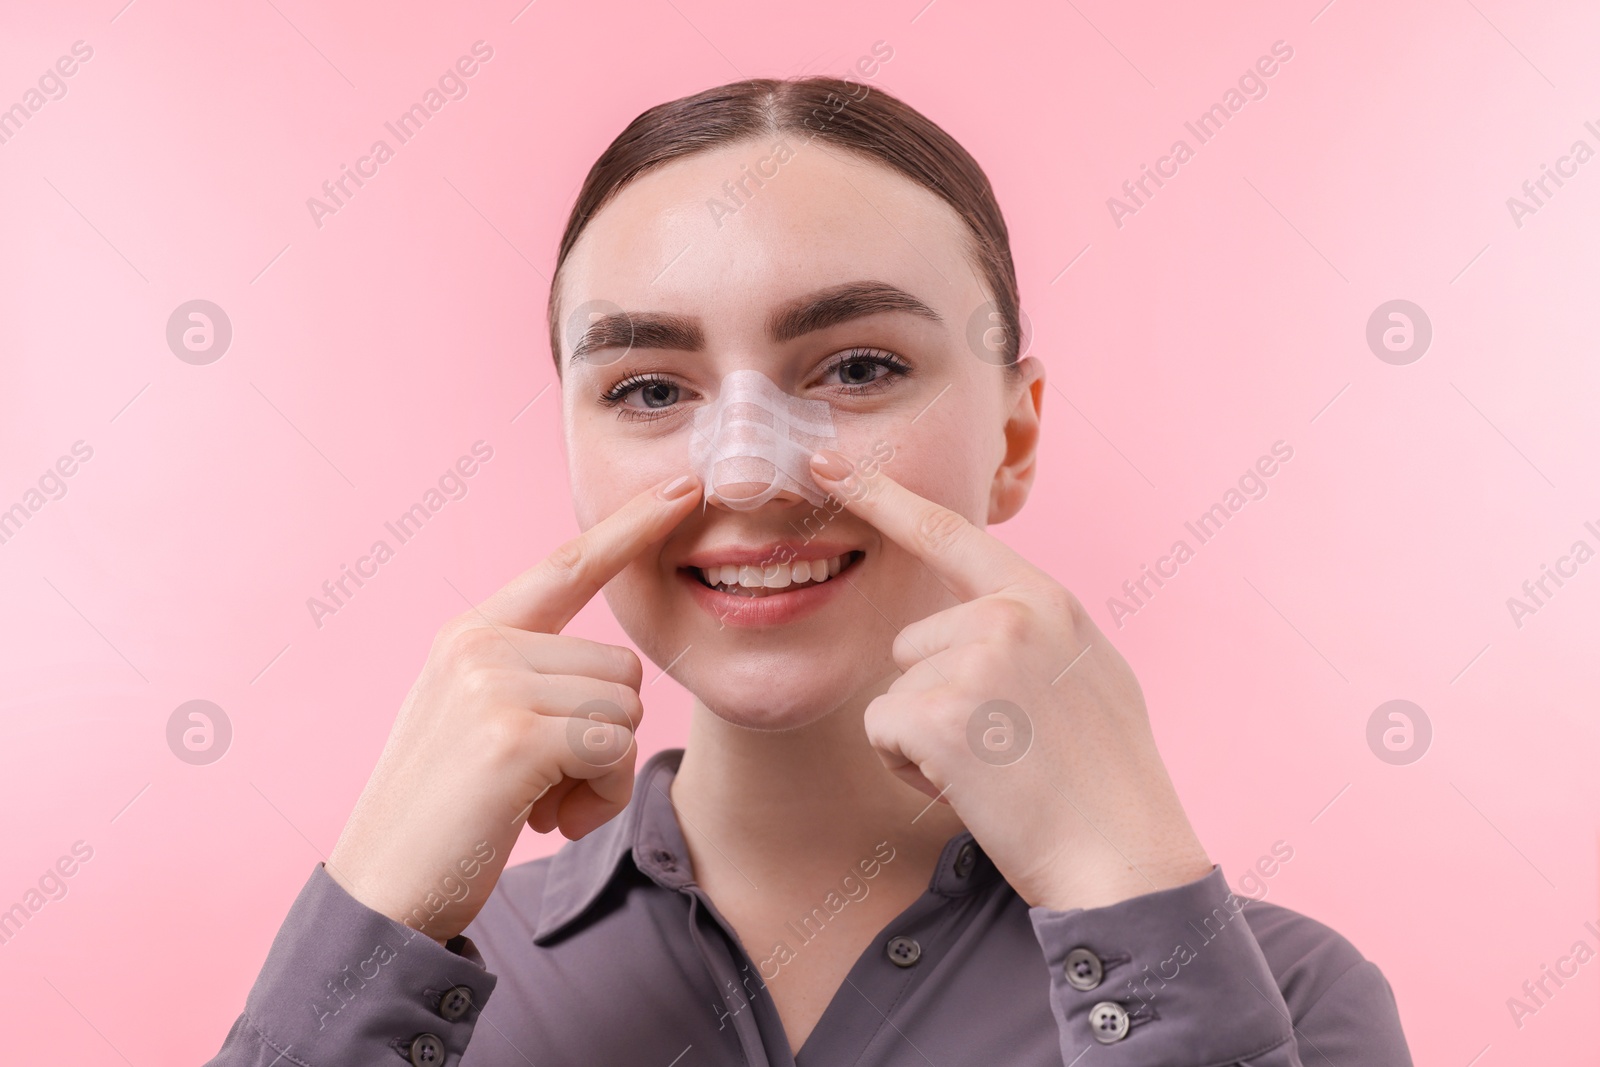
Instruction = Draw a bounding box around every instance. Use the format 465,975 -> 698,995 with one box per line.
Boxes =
988,357 -> 1046,525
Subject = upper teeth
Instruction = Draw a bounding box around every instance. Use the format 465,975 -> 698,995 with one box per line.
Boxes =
701,553 -> 847,590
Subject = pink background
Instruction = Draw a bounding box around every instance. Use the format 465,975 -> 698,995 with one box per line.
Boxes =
2,0 -> 1597,1062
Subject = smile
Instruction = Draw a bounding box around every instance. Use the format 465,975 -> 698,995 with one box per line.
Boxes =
676,547 -> 866,627
691,551 -> 863,598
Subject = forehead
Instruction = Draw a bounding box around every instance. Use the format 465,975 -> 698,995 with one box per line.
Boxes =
557,138 -> 982,334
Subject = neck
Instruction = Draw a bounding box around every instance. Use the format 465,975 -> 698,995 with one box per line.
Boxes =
669,677 -> 967,890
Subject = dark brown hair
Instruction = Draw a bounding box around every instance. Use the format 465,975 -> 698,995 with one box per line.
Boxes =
547,76 -> 1021,370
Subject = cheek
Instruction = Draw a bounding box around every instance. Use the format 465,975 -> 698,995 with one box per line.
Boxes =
601,556 -> 670,623
566,416 -> 694,528
836,403 -> 994,523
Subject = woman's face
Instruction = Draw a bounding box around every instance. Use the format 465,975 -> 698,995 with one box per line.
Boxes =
558,136 -> 1042,728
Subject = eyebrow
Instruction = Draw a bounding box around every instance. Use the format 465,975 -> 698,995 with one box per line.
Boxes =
567,280 -> 942,364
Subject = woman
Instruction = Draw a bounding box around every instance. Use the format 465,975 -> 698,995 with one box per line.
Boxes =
208,76 -> 1412,1066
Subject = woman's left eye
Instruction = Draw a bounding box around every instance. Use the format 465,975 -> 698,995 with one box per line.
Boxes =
824,349 -> 911,391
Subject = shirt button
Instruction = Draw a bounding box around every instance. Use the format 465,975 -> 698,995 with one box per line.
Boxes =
408,1032 -> 446,1065
885,935 -> 922,967
953,842 -> 977,878
1064,947 -> 1104,991
1088,1001 -> 1130,1044
438,985 -> 473,1021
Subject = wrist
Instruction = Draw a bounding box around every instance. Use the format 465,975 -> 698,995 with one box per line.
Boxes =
1029,844 -> 1213,912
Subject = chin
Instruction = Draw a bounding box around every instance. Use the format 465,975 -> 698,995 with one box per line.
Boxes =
677,654 -> 869,731
605,606 -> 885,734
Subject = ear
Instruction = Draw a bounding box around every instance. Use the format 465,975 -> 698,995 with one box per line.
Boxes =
988,356 -> 1045,525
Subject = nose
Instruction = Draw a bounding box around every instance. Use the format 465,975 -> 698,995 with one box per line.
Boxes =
704,479 -> 813,511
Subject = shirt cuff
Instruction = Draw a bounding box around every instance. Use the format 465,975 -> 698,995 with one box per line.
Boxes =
211,863 -> 499,1067
1028,864 -> 1292,1067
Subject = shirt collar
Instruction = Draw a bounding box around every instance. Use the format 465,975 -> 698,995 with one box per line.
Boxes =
532,746 -> 690,944
530,746 -> 1002,944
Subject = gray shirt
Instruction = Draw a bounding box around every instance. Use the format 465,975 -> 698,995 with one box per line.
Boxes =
207,747 -> 1412,1066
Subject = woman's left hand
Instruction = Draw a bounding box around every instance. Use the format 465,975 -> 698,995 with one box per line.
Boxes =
810,451 -> 1215,912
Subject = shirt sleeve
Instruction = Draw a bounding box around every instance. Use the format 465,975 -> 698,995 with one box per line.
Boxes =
204,863 -> 500,1067
1026,864 -> 1412,1067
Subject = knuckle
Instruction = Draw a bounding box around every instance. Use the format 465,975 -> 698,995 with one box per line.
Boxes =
479,710 -> 528,767
982,599 -> 1032,643
930,697 -> 966,736
456,664 -> 503,705
609,645 -> 644,688
433,614 -> 474,651
542,538 -> 590,585
1049,585 -> 1086,627
439,624 -> 501,672
861,695 -> 895,743
890,629 -> 924,668
915,505 -> 970,556
946,646 -> 997,693
570,718 -> 633,768
610,683 -> 644,724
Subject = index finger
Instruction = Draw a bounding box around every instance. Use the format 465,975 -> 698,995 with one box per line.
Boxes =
808,449 -> 1036,602
478,473 -> 702,633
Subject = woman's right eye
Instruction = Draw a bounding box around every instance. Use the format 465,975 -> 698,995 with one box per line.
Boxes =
629,380 -> 680,408
600,375 -> 688,420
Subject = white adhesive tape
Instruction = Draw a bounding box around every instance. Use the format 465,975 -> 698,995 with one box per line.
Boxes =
689,369 -> 839,510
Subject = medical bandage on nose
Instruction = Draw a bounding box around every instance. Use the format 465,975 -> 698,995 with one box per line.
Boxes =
689,370 -> 839,510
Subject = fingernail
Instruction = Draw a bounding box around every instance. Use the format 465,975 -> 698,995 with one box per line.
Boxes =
810,450 -> 852,480
658,474 -> 698,499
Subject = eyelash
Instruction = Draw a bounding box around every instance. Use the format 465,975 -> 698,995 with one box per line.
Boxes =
597,348 -> 913,422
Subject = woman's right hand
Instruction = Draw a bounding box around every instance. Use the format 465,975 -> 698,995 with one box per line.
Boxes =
324,474 -> 702,943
